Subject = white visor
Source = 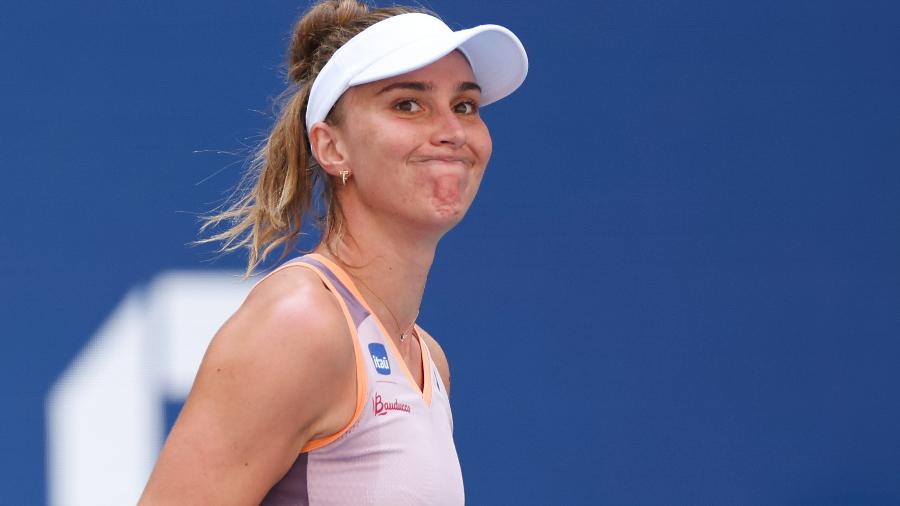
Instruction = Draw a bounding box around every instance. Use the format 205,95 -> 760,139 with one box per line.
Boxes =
305,13 -> 528,134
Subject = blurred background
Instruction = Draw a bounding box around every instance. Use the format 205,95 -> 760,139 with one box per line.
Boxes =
2,0 -> 899,504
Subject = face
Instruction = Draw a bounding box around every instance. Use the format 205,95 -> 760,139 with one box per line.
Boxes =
320,51 -> 493,239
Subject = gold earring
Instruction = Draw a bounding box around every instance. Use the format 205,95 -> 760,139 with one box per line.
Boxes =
339,169 -> 350,185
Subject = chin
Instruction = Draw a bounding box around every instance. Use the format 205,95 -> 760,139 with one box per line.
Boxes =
413,172 -> 481,236
434,202 -> 466,222
409,199 -> 470,239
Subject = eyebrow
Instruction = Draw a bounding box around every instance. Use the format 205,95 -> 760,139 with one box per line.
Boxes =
375,81 -> 482,95
457,81 -> 482,93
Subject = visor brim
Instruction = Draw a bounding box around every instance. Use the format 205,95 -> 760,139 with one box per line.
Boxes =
349,24 -> 528,107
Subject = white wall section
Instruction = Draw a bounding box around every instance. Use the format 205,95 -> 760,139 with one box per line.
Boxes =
46,272 -> 251,506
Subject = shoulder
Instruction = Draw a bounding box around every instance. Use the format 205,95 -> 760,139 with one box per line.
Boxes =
239,262 -> 347,340
417,325 -> 451,396
211,263 -> 353,375
217,262 -> 356,397
201,262 -> 356,432
141,263 -> 357,503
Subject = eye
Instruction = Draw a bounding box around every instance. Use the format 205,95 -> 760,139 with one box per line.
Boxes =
454,101 -> 478,114
394,99 -> 422,113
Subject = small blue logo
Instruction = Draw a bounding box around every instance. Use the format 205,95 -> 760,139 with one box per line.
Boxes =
368,343 -> 391,375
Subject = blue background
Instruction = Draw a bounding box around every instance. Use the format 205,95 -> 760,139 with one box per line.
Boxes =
3,0 -> 899,504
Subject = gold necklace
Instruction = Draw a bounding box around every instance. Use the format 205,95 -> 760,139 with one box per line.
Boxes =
350,272 -> 419,343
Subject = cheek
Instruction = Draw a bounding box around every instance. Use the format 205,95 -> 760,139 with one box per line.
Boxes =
473,123 -> 493,167
349,124 -> 416,172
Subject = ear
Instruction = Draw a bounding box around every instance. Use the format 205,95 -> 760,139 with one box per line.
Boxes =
308,122 -> 348,177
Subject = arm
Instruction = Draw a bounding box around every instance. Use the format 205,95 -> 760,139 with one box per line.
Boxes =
140,266 -> 356,505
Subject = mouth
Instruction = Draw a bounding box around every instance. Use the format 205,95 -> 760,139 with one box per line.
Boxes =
412,156 -> 473,169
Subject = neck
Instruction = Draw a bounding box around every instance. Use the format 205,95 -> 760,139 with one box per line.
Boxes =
315,216 -> 437,344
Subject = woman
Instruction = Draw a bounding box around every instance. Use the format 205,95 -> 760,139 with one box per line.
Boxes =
140,0 -> 527,503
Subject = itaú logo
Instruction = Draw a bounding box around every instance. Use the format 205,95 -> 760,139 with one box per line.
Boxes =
368,342 -> 391,375
373,392 -> 411,416
45,271 -> 252,506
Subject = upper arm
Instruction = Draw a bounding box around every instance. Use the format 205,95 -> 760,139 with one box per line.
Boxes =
418,326 -> 451,396
140,266 -> 355,505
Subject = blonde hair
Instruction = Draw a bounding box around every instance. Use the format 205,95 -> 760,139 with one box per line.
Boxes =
199,0 -> 431,276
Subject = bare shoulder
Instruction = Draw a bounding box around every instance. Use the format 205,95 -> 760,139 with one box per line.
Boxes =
417,325 -> 451,396
202,262 -> 357,436
140,264 -> 356,505
206,264 -> 354,397
233,263 -> 351,357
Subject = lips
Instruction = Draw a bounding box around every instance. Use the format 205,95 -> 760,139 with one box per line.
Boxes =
412,156 -> 473,168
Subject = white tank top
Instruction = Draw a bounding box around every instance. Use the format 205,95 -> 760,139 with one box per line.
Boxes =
260,254 -> 464,505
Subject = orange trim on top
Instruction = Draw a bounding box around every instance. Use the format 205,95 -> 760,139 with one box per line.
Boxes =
414,324 -> 446,393
381,323 -> 432,406
257,260 -> 368,454
307,253 -> 433,406
413,326 -> 435,403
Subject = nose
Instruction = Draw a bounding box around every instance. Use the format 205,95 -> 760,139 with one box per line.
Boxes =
430,108 -> 466,149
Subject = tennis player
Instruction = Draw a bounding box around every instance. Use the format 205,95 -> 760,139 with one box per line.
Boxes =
140,0 -> 527,503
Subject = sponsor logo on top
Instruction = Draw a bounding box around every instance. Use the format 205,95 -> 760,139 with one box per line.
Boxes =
368,343 -> 391,375
373,392 -> 411,416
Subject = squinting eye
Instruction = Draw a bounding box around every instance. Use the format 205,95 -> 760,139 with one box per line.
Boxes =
395,100 -> 422,113
454,101 -> 477,114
